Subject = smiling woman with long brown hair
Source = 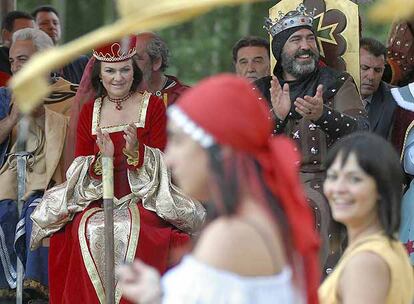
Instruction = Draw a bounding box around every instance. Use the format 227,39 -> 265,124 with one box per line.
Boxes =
319,132 -> 414,304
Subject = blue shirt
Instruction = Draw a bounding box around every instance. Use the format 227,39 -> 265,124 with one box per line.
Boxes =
0,87 -> 11,167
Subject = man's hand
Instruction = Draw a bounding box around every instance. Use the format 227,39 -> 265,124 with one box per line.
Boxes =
8,103 -> 20,126
270,76 -> 291,120
294,84 -> 324,121
0,102 -> 21,145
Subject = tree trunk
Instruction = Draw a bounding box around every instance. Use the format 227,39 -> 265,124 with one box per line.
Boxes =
238,3 -> 252,37
1,0 -> 16,22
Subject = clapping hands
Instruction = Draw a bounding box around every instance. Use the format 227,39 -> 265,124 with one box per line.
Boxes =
294,84 -> 324,121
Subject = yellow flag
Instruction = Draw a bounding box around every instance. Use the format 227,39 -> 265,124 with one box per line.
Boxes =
369,0 -> 414,22
10,0 -> 262,113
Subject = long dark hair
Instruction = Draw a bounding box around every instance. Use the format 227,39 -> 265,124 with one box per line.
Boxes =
90,58 -> 143,97
325,132 -> 404,239
206,144 -> 294,256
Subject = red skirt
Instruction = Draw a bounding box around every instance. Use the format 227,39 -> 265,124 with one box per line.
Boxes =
48,201 -> 189,304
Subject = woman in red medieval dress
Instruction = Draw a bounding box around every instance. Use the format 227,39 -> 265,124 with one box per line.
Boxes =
29,36 -> 205,304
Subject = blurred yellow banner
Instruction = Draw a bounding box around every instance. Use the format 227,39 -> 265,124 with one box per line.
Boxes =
369,0 -> 414,22
10,0 -> 262,113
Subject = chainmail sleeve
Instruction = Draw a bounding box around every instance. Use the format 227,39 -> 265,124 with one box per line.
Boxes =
314,75 -> 369,142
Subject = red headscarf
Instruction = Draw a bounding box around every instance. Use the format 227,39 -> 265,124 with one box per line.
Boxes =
174,74 -> 320,304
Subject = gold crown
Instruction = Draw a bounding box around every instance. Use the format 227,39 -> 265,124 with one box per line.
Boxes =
92,36 -> 137,62
264,3 -> 314,37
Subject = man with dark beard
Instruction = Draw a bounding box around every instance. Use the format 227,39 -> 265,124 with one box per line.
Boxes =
255,4 -> 369,275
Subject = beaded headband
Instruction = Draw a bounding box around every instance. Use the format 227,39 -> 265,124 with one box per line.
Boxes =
167,105 -> 216,148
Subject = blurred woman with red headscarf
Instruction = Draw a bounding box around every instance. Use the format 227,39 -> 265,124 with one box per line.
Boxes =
118,74 -> 320,304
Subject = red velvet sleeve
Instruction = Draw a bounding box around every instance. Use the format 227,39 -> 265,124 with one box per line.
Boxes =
75,101 -> 95,157
73,101 -> 103,179
0,71 -> 10,87
127,96 -> 167,170
147,95 -> 167,151
167,229 -> 191,268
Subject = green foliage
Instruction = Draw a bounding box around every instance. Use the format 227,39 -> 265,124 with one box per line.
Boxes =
17,0 -> 53,12
159,2 -> 271,84
359,2 -> 392,43
64,0 -> 106,41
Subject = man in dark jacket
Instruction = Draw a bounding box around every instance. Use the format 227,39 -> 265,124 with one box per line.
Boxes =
32,5 -> 88,84
360,37 -> 397,139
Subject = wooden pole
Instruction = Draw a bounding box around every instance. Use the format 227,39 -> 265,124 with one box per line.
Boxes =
15,116 -> 29,304
102,156 -> 115,304
1,0 -> 16,15
1,0 -> 17,43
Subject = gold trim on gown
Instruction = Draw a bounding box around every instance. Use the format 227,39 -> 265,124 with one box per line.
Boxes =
30,146 -> 206,250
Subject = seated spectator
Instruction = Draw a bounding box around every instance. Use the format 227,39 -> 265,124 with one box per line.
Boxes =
0,28 -> 77,303
359,37 -> 397,138
0,11 -> 34,87
32,5 -> 88,84
232,36 -> 270,82
28,36 -> 204,303
135,32 -> 189,106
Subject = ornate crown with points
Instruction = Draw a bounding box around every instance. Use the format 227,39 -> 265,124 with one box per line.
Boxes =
264,3 -> 315,37
93,36 -> 137,62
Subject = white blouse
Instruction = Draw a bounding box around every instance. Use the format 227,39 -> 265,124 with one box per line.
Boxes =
161,255 -> 302,304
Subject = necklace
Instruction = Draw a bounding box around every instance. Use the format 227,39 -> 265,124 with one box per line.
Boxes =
107,92 -> 133,110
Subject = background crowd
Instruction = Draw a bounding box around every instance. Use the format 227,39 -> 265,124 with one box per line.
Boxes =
4,0 -> 390,85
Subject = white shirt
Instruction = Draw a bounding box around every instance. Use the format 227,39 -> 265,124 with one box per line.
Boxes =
161,255 -> 302,304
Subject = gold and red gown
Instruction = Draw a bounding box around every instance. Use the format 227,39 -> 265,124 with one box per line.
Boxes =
30,92 -> 205,304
